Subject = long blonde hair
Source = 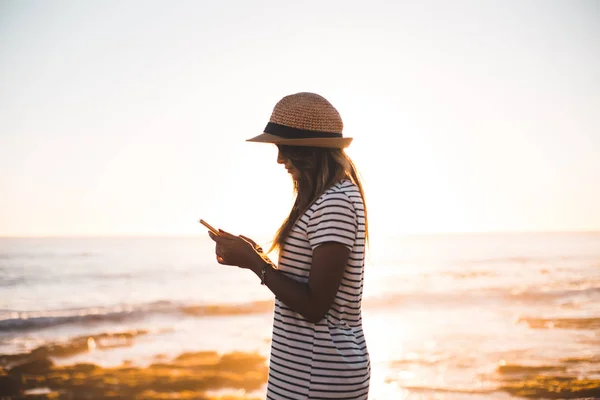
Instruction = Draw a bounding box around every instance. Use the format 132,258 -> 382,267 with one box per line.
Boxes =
269,145 -> 368,253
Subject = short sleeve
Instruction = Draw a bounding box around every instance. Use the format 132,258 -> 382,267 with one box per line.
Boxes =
307,192 -> 357,251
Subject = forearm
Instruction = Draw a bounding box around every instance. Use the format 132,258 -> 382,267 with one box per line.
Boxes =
249,258 -> 321,323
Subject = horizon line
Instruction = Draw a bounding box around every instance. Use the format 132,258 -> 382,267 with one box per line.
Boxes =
1,229 -> 599,239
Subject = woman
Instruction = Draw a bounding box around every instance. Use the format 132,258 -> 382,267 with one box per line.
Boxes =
208,92 -> 370,399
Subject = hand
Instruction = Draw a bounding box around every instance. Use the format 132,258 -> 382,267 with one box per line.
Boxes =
208,229 -> 263,269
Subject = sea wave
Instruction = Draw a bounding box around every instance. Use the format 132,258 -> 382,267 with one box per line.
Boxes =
0,300 -> 274,332
363,283 -> 600,309
458,254 -> 600,266
0,271 -> 153,288
507,285 -> 600,303
518,316 -> 600,330
0,252 -> 94,260
0,302 -> 172,332
0,276 -> 27,287
397,385 -> 496,395
180,301 -> 273,317
2,282 -> 599,333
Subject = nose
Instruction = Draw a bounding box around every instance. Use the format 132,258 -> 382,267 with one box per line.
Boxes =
277,150 -> 285,165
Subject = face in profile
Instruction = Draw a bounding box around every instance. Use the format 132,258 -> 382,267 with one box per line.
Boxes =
276,146 -> 302,181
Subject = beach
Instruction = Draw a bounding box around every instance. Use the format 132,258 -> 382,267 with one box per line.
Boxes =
2,233 -> 600,399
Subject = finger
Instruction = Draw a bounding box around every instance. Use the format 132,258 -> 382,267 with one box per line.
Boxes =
209,232 -> 230,244
218,229 -> 237,239
239,235 -> 263,252
216,244 -> 230,257
217,255 -> 232,265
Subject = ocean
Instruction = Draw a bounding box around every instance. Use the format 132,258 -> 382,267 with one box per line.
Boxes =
1,233 -> 599,399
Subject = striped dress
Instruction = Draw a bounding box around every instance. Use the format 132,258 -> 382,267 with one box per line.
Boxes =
266,179 -> 370,399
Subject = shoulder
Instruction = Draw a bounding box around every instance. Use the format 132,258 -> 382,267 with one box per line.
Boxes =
307,180 -> 361,224
306,180 -> 359,249
311,180 -> 361,212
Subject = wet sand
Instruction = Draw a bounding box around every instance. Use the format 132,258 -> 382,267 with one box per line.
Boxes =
0,330 -> 267,400
2,328 -> 600,399
496,362 -> 600,399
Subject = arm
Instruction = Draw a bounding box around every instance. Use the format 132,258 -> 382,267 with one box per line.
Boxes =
251,191 -> 358,323
249,242 -> 349,324
209,192 -> 357,324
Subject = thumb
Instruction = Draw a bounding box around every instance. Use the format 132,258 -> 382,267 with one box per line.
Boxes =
239,235 -> 263,252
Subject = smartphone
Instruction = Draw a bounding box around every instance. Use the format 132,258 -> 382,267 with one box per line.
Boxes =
199,219 -> 220,236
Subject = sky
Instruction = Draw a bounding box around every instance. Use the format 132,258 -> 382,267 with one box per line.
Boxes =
0,0 -> 599,238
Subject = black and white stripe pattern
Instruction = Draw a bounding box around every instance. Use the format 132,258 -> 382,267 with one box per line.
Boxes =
266,180 -> 370,399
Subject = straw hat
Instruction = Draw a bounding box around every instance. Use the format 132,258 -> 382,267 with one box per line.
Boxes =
246,92 -> 352,148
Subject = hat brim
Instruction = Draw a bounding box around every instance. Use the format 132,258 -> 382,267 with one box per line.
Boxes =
246,132 -> 352,148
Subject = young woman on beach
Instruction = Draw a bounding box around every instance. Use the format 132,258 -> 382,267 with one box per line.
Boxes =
207,92 -> 370,399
